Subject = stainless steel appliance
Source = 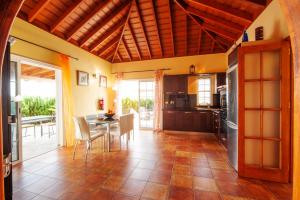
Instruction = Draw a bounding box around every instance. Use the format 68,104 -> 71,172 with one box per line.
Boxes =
227,64 -> 238,171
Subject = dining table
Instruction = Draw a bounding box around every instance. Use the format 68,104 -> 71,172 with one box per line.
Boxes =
86,117 -> 119,152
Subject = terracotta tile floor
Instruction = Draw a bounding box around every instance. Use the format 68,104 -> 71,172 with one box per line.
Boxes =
12,131 -> 292,200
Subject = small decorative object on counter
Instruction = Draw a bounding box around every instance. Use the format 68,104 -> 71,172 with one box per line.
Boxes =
255,26 -> 264,41
242,30 -> 249,42
98,98 -> 104,110
189,64 -> 196,74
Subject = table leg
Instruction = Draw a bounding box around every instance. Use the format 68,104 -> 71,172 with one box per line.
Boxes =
107,124 -> 110,152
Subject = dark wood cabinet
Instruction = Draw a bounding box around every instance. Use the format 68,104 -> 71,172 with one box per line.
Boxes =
163,110 -> 213,132
216,73 -> 226,87
163,75 -> 187,94
163,111 -> 176,130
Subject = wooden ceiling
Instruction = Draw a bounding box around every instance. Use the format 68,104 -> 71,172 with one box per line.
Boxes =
21,64 -> 55,79
18,0 -> 270,63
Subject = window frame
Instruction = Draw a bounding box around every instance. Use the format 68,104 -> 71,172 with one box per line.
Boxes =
197,77 -> 212,105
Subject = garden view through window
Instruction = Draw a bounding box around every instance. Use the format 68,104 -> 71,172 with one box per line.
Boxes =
198,77 -> 211,105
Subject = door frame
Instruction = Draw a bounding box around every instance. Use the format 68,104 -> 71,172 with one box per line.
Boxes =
10,54 -> 64,163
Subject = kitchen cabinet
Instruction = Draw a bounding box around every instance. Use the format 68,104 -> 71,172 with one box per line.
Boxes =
164,75 -> 187,94
216,73 -> 226,87
163,110 -> 213,132
163,111 -> 176,130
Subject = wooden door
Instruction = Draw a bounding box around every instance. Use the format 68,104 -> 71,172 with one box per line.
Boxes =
238,41 -> 291,182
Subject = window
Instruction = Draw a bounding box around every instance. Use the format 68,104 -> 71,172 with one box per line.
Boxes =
198,78 -> 211,105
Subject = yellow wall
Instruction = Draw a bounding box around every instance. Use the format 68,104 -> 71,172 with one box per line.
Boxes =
112,54 -> 227,80
10,18 -> 114,116
227,0 -> 289,54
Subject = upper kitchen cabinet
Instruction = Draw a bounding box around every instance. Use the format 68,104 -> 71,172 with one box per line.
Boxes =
164,75 -> 187,94
216,73 -> 226,87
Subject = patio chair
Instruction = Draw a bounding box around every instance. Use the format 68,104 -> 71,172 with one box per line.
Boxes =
22,123 -> 36,137
41,115 -> 56,138
73,116 -> 107,161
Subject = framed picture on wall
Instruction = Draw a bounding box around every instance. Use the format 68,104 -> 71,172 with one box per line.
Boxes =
77,70 -> 89,86
99,75 -> 107,88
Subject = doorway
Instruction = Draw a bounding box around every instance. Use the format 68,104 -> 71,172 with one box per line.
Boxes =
10,55 -> 63,163
120,79 -> 155,130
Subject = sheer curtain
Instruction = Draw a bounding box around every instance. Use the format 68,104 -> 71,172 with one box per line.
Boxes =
154,70 -> 164,132
114,72 -> 123,115
59,54 -> 75,147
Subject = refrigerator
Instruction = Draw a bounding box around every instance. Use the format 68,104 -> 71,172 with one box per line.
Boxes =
227,64 -> 238,171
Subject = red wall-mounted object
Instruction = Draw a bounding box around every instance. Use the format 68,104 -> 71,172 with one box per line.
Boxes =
98,98 -> 104,110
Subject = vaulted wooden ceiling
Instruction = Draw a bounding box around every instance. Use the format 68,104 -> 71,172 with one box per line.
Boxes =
18,0 -> 270,63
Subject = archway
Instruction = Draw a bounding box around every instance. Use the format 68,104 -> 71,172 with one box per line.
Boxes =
0,0 -> 299,199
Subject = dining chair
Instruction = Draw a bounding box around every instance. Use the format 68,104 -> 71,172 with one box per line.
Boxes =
110,114 -> 130,150
128,113 -> 134,140
73,116 -> 107,161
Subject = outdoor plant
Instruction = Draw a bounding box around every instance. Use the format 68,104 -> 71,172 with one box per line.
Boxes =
121,97 -> 153,114
21,96 -> 56,117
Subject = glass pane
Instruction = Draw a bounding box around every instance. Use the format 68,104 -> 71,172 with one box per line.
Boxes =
245,139 -> 262,166
245,82 -> 260,108
10,61 -> 17,81
245,111 -> 260,137
263,111 -> 280,139
262,51 -> 280,79
263,140 -> 280,168
245,53 -> 260,79
263,81 -> 280,108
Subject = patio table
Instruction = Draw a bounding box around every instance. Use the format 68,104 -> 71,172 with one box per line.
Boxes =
22,115 -> 55,136
86,117 -> 119,152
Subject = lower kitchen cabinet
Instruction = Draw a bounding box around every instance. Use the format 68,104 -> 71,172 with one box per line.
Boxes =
163,110 -> 213,132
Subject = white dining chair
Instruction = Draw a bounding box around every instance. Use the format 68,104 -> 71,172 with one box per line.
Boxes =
110,114 -> 131,150
128,113 -> 134,140
73,116 -> 107,161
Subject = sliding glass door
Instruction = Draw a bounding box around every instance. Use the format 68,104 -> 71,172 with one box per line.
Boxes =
139,80 -> 154,129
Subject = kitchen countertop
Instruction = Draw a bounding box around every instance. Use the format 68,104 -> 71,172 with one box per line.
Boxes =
163,107 -> 222,112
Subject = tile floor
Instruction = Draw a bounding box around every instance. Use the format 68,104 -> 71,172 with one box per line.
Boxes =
12,131 -> 292,200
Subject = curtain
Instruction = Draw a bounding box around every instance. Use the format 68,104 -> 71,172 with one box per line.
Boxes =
154,70 -> 164,132
114,72 -> 123,115
59,55 -> 75,147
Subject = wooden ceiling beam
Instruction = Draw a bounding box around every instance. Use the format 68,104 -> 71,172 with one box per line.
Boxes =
121,38 -> 132,61
135,0 -> 152,59
188,0 -> 253,25
28,0 -> 51,22
50,0 -> 83,33
210,40 -> 215,53
244,0 -> 267,7
117,51 -> 122,61
79,0 -> 131,47
127,21 -> 142,60
104,48 -> 116,60
186,6 -> 244,33
185,15 -> 188,56
201,21 -> 239,41
111,2 -> 134,63
198,28 -> 202,54
88,17 -> 127,51
174,0 -> 226,51
66,0 -> 110,41
150,0 -> 163,57
168,0 -> 175,56
97,36 -> 120,56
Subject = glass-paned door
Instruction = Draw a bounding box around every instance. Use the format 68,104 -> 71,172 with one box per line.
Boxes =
238,41 -> 291,182
10,61 -> 20,162
139,80 -> 154,129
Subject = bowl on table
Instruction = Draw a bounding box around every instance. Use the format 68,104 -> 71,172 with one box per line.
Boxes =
104,113 -> 115,119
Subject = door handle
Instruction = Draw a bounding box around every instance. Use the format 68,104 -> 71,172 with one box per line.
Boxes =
3,153 -> 11,178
